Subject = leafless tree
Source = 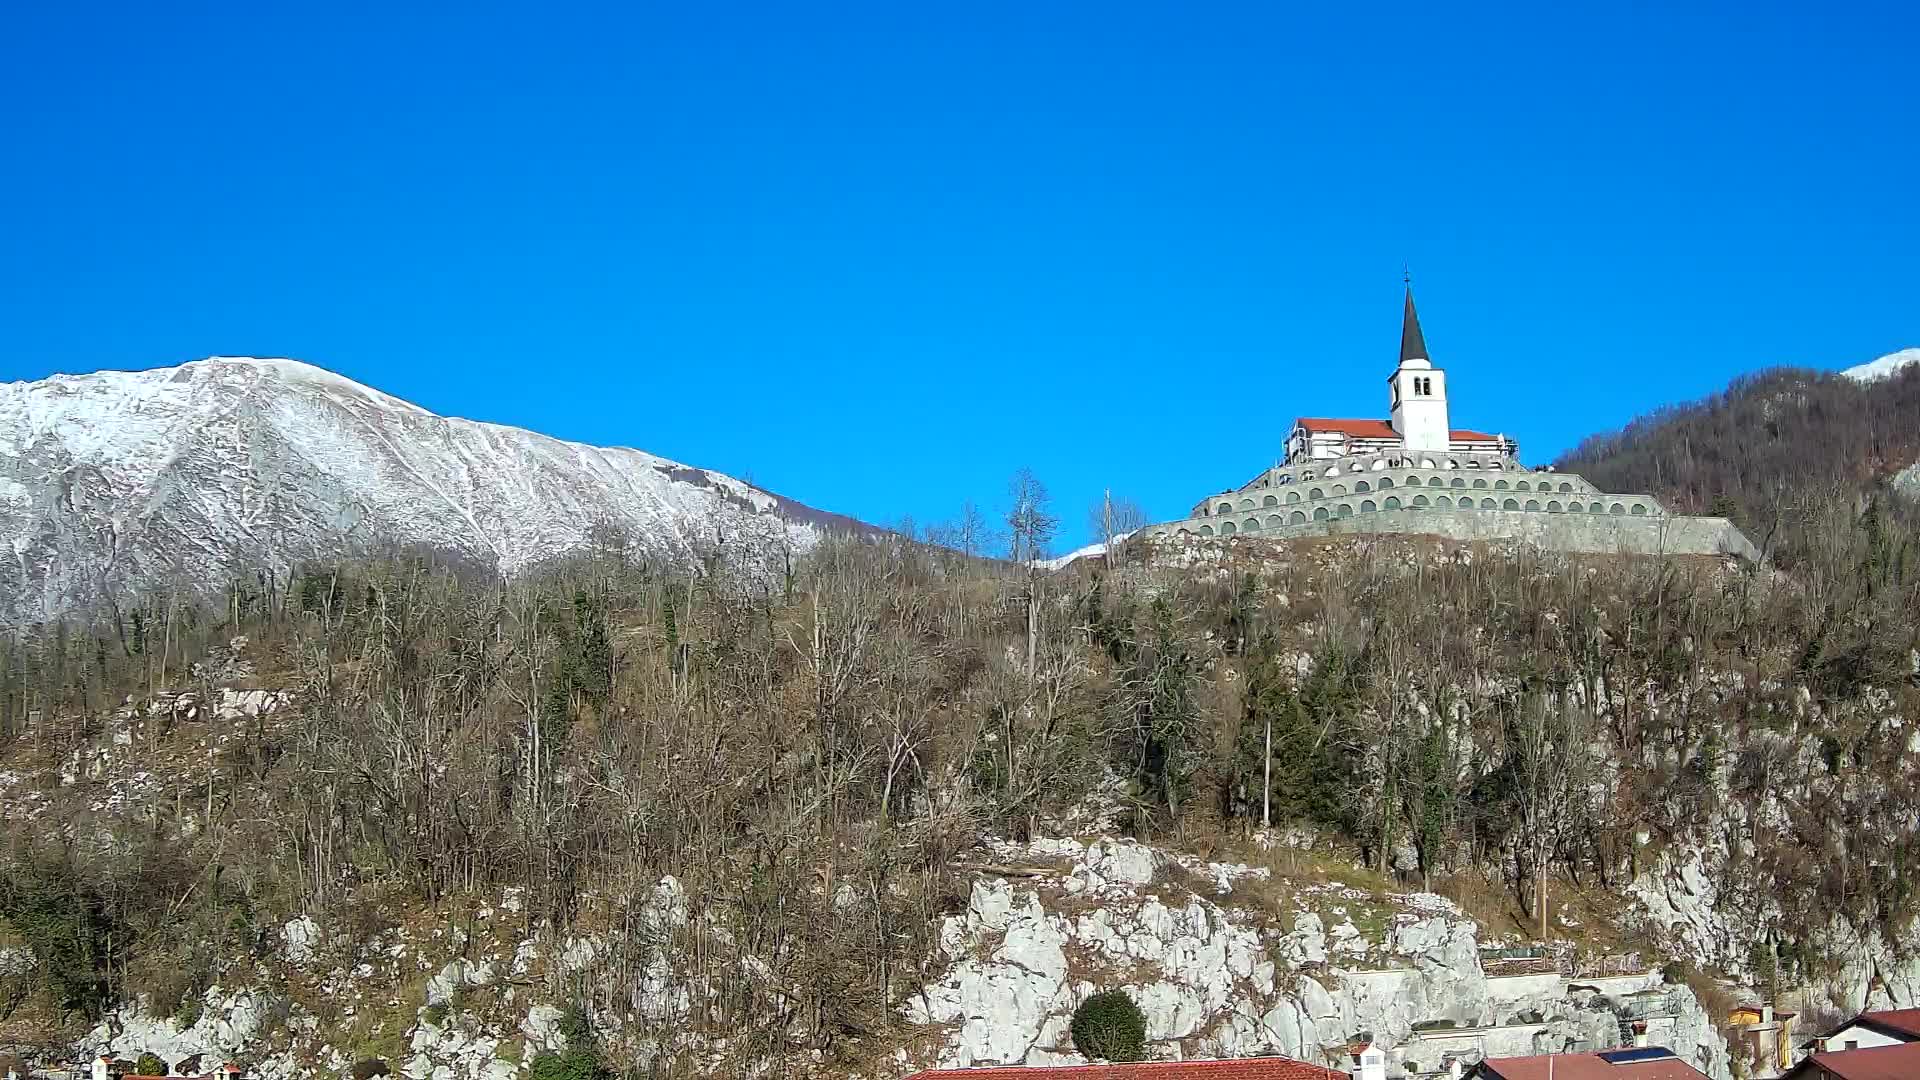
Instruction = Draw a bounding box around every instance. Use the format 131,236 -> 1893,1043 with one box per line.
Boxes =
1087,490 -> 1147,567
1006,468 -> 1057,672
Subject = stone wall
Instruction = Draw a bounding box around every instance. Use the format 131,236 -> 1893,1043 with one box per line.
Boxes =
1143,508 -> 1758,561
1201,461 -> 1604,520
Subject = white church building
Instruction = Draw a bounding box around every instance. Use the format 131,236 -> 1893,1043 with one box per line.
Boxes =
1136,289 -> 1757,559
1283,291 -> 1517,466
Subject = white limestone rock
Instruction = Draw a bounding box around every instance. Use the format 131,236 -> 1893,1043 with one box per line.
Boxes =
520,1004 -> 565,1051
281,916 -> 321,965
0,944 -> 34,976
1388,916 -> 1488,1026
1279,911 -> 1329,967
85,987 -> 269,1065
1066,839 -> 1158,895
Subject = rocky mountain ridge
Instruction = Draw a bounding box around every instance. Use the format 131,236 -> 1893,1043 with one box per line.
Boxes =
0,357 -> 851,626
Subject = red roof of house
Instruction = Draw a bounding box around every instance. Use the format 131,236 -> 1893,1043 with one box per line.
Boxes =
1855,1009 -> 1920,1039
1786,1041 -> 1920,1079
1293,418 -> 1499,442
904,1057 -> 1343,1080
1474,1050 -> 1708,1080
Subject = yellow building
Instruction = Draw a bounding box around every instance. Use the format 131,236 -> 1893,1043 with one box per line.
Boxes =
1727,1004 -> 1795,1076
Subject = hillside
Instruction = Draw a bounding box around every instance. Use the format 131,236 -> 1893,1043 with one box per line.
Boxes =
1,510 -> 1917,1078
1554,354 -> 1920,558
0,357 -> 863,627
0,361 -> 1916,1079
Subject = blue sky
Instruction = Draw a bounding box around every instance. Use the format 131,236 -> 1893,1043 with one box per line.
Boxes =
4,3 -> 1915,550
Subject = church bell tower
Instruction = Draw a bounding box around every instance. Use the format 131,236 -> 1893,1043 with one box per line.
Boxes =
1388,286 -> 1451,454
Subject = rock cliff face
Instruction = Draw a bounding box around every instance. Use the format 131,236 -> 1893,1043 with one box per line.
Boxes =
902,838 -> 1730,1079
77,887 -> 654,1080
1632,844 -> 1920,1019
58,833 -> 1734,1080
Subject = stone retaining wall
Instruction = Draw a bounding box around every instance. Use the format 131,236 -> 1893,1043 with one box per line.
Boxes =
1143,508 -> 1759,560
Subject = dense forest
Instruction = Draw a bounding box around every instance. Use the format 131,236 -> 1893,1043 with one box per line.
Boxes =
1557,363 -> 1920,562
0,374 -> 1917,1072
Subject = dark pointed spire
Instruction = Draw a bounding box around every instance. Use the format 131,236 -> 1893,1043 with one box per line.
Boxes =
1399,284 -> 1429,364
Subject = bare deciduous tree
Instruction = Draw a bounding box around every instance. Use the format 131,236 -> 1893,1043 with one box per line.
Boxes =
1087,490 -> 1147,567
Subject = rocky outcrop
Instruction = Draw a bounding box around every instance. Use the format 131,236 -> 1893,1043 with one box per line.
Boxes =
903,837 -> 1730,1078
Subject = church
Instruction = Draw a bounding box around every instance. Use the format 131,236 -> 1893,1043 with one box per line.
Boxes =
1283,291 -> 1515,465
1137,289 -> 1758,559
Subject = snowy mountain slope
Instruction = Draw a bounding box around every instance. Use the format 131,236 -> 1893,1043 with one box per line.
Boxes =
0,357 -> 854,625
1842,347 -> 1920,382
1035,531 -> 1133,570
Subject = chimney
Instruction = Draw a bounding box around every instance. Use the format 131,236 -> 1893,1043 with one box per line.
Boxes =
1350,1042 -> 1387,1080
1762,1005 -> 1774,1024
93,1057 -> 111,1080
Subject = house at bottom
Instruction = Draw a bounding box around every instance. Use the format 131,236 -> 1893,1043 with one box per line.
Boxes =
1466,1047 -> 1708,1080
88,1058 -> 245,1080
1801,1008 -> 1920,1053
903,1055 -> 1346,1080
1781,1040 -> 1920,1079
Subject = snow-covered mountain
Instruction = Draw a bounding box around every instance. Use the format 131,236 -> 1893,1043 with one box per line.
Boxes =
0,357 -> 856,625
1842,347 -> 1920,382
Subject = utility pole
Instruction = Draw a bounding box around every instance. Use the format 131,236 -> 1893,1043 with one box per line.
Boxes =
1262,711 -> 1273,830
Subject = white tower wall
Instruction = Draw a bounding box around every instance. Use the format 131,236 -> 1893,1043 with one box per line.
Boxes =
1390,359 -> 1450,453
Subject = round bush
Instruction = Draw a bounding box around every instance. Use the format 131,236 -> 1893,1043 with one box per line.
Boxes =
1070,989 -> 1147,1063
529,1050 -> 606,1080
135,1054 -> 166,1076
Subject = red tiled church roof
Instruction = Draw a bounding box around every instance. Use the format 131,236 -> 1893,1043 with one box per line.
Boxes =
905,1057 -> 1344,1080
1295,417 -> 1399,438
1293,418 -> 1499,442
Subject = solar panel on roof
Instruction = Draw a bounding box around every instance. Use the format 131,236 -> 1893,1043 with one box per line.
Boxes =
1596,1047 -> 1677,1064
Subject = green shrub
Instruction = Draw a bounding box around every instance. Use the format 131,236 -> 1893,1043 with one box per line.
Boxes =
423,1001 -> 450,1026
529,1053 -> 566,1080
569,1049 -> 609,1080
529,1049 -> 607,1080
135,1054 -> 166,1076
557,1002 -> 594,1049
350,1060 -> 390,1080
1070,989 -> 1147,1063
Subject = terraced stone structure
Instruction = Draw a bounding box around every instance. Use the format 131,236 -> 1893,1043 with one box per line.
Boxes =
1139,289 -> 1758,560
